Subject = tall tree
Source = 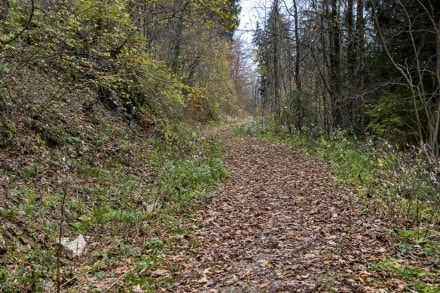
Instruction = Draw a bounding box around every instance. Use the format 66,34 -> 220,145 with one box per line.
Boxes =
253,0 -> 292,129
328,0 -> 342,129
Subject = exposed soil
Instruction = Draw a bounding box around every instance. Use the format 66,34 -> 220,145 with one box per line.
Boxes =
165,135 -> 400,292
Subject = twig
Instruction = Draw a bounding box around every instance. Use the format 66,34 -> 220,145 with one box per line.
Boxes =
0,273 -> 11,290
56,184 -> 67,293
0,0 -> 35,46
105,266 -> 137,291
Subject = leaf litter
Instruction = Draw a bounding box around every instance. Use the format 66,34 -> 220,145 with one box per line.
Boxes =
161,135 -> 436,292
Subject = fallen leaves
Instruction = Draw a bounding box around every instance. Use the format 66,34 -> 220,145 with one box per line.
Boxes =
165,136 -> 413,291
150,269 -> 170,278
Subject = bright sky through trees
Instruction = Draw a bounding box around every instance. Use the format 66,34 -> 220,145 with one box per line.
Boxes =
236,0 -> 268,46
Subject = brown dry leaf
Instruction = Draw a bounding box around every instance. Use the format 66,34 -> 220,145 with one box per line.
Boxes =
132,285 -> 144,293
150,269 -> 170,278
358,271 -> 372,284
198,276 -> 209,283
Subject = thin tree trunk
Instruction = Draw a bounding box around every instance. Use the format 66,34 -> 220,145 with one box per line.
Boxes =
293,0 -> 303,130
329,0 -> 342,128
171,0 -> 187,74
321,0 -> 331,133
355,0 -> 365,132
432,19 -> 440,159
356,0 -> 365,90
346,0 -> 355,82
272,0 -> 282,127
0,0 -> 8,20
346,0 -> 355,129
172,13 -> 184,74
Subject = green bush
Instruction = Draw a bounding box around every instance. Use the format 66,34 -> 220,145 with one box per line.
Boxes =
366,87 -> 420,145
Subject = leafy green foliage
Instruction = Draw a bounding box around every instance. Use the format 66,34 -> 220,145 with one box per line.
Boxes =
371,258 -> 439,292
366,87 -> 419,144
0,0 -> 241,132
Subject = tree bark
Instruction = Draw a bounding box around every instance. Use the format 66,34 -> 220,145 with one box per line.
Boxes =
293,0 -> 303,130
171,5 -> 184,73
271,0 -> 282,127
329,0 -> 342,129
355,0 -> 365,90
0,0 -> 8,20
345,0 -> 356,129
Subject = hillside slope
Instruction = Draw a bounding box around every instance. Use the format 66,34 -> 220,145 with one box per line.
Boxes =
0,65 -> 227,291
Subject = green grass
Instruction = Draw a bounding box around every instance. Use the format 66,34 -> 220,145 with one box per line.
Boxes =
371,258 -> 439,292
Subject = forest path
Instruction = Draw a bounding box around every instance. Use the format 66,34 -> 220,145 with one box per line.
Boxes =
167,134 -> 395,292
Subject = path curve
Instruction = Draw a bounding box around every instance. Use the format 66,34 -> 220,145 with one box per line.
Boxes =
168,136 -> 394,292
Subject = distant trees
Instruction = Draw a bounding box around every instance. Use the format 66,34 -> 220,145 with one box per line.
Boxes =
254,0 -> 297,131
252,0 -> 439,161
254,0 -> 366,133
230,39 -> 254,114
129,0 -> 245,120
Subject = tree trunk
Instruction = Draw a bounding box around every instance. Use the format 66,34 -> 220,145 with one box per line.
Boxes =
172,13 -> 184,73
171,0 -> 187,74
293,0 -> 303,130
0,0 -> 8,20
329,0 -> 342,129
272,0 -> 282,127
355,0 -> 365,90
355,0 -> 365,132
346,0 -> 355,82
432,18 -> 440,159
321,0 -> 332,133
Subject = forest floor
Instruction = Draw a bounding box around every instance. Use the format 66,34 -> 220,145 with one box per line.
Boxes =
161,130 -> 426,292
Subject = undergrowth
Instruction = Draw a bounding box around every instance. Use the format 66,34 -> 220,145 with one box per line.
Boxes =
233,122 -> 440,290
0,112 -> 227,291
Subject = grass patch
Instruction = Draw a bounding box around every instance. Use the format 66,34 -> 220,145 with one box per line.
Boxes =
371,258 -> 439,292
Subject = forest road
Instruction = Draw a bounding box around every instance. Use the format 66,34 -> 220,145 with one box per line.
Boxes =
167,134 -> 396,292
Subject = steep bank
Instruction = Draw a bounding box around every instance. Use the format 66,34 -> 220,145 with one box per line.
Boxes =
0,77 -> 227,291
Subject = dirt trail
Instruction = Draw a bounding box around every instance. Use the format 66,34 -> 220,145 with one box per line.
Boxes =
167,135 -> 395,292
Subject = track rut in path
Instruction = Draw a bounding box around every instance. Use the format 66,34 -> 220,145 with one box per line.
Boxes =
167,136 -> 395,292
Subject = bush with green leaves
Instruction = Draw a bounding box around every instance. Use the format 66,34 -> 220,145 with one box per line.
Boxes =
366,87 -> 422,145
